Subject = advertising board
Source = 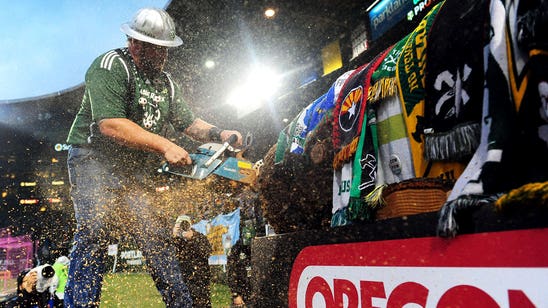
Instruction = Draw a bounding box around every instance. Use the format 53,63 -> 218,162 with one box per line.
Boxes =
368,0 -> 442,40
289,228 -> 547,307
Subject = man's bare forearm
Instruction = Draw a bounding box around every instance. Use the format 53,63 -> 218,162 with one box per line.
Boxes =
98,118 -> 178,155
184,118 -> 216,141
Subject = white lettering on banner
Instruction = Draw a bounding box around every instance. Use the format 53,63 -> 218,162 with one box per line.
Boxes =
372,0 -> 406,29
296,266 -> 546,307
407,0 -> 435,21
351,23 -> 368,59
126,259 -> 143,265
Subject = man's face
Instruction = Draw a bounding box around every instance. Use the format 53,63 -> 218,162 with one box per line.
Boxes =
180,220 -> 191,231
129,38 -> 168,76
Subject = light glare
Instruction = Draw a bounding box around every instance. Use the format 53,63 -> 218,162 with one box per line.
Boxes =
227,66 -> 281,116
264,8 -> 276,18
205,60 -> 215,69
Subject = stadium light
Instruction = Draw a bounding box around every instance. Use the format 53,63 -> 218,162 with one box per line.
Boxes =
204,60 -> 215,69
226,65 -> 281,117
264,8 -> 276,19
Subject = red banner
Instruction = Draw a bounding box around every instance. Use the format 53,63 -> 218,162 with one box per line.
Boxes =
289,228 -> 548,307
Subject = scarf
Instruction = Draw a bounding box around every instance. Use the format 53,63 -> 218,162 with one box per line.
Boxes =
438,0 -> 548,237
396,1 -> 466,179
369,35 -> 416,186
333,50 -> 390,169
274,70 -> 354,164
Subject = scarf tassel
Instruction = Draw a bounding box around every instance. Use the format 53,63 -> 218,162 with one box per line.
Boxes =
424,122 -> 481,161
437,194 -> 499,237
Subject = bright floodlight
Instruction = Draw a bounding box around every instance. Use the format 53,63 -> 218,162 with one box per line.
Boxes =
227,66 -> 280,116
264,8 -> 276,19
204,60 -> 215,69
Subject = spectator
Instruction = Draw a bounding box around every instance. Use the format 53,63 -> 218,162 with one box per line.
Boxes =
172,215 -> 213,308
52,256 -> 70,307
227,226 -> 253,307
6,266 -> 55,308
227,189 -> 264,307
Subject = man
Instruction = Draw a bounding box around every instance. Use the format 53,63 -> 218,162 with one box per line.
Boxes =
172,215 -> 212,308
64,7 -> 242,307
227,190 -> 264,308
227,238 -> 251,307
6,268 -> 52,308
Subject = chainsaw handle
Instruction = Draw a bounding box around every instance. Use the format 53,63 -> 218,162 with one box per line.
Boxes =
203,134 -> 238,167
159,154 -> 197,175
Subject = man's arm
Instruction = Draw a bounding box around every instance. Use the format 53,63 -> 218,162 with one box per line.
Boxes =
98,117 -> 242,165
184,118 -> 243,146
98,118 -> 192,165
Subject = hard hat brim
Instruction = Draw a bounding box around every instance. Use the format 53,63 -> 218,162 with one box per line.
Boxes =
121,23 -> 183,47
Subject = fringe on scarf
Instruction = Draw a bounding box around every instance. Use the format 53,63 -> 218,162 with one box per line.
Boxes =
345,185 -> 387,222
364,184 -> 387,210
495,181 -> 548,210
368,78 -> 398,105
437,194 -> 500,238
333,137 -> 360,170
424,122 -> 481,161
348,197 -> 375,222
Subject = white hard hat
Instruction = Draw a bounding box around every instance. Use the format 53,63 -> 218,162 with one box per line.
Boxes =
121,8 -> 183,47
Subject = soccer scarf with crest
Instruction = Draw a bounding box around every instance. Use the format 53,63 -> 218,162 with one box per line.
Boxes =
369,36 -> 417,185
331,49 -> 389,222
274,70 -> 354,164
396,1 -> 465,179
333,50 -> 389,169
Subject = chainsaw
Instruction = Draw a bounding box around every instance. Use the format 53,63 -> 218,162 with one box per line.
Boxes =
158,133 -> 261,185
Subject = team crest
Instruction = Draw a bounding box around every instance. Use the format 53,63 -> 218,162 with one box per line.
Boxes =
338,86 -> 363,132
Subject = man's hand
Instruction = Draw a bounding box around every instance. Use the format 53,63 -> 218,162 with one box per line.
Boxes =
164,144 -> 192,166
22,271 -> 38,293
173,224 -> 193,239
181,229 -> 194,240
99,118 -> 192,165
172,224 -> 182,237
220,130 -> 243,147
232,294 -> 245,307
184,119 -> 244,146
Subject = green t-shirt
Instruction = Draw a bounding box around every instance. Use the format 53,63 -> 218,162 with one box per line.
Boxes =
67,48 -> 195,146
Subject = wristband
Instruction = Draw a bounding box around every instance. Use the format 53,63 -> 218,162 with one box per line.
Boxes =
208,126 -> 223,142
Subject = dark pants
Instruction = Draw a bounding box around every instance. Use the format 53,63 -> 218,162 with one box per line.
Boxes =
64,146 -> 192,307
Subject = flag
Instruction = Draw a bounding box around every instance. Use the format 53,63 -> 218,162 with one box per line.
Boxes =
193,208 -> 241,264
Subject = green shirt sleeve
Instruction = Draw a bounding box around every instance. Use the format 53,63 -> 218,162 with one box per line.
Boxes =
86,54 -> 130,122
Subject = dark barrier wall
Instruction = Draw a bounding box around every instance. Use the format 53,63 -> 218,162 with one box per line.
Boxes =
250,205 -> 547,307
